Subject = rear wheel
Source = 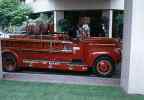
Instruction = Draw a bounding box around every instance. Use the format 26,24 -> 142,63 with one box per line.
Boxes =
92,56 -> 115,77
2,53 -> 17,72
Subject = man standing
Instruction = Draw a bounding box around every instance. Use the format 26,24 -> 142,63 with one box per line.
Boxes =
76,16 -> 91,40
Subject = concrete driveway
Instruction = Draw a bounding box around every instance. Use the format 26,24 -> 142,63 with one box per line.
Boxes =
2,64 -> 121,87
3,72 -> 120,87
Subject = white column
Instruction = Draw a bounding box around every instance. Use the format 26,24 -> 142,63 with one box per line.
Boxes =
108,10 -> 113,38
121,0 -> 144,94
102,10 -> 113,38
0,40 -> 3,79
54,11 -> 64,32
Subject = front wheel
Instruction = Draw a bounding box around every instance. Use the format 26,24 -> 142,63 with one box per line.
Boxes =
92,56 -> 115,77
2,53 -> 17,72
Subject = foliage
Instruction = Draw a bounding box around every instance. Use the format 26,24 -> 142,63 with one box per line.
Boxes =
113,12 -> 124,38
0,0 -> 32,28
58,18 -> 71,32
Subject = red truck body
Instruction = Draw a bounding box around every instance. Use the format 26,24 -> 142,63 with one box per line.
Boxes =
1,34 -> 121,77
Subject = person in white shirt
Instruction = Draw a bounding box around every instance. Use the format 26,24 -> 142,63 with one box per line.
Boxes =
76,16 -> 91,40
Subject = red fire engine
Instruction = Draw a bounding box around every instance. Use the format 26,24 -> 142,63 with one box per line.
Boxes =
1,33 -> 121,77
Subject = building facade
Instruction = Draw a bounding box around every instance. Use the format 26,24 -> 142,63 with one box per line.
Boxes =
25,0 -> 124,12
25,0 -> 124,38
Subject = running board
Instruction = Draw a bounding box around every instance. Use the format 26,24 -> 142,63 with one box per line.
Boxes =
23,59 -> 70,64
23,59 -> 88,72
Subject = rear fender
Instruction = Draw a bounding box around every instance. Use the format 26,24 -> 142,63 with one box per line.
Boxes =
2,49 -> 19,65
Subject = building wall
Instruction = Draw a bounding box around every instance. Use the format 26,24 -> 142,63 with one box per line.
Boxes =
121,0 -> 132,92
25,0 -> 124,13
121,0 -> 144,94
26,0 -> 55,13
110,0 -> 124,10
55,0 -> 110,10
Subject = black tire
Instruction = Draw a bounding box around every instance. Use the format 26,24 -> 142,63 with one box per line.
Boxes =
2,53 -> 17,72
92,56 -> 115,77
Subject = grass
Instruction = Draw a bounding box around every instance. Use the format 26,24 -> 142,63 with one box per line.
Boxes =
0,80 -> 143,100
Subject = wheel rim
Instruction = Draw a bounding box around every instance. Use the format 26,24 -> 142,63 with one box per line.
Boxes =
96,60 -> 112,75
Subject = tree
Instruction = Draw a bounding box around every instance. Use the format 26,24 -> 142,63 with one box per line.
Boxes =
0,0 -> 32,29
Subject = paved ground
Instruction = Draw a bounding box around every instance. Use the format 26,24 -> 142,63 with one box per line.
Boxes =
2,64 -> 121,87
3,72 -> 120,87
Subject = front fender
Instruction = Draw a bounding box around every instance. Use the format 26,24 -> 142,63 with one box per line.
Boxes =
86,50 -> 121,67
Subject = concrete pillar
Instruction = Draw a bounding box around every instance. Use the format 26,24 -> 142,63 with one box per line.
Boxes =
0,40 -> 3,79
54,11 -> 64,32
102,10 -> 113,38
121,0 -> 144,94
108,10 -> 113,38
